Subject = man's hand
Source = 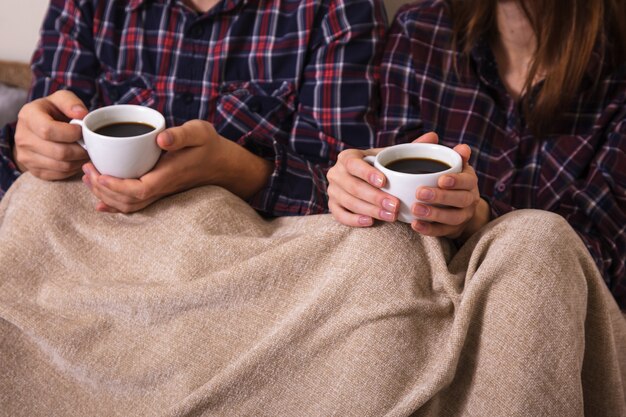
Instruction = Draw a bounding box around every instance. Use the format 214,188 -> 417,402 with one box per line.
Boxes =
14,90 -> 89,179
82,119 -> 273,213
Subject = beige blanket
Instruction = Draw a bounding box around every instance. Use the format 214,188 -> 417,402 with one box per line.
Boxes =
1,173 -> 625,416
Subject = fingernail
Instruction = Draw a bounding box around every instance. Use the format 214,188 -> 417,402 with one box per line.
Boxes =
441,176 -> 455,188
82,166 -> 90,175
369,174 -> 383,187
413,221 -> 427,233
380,210 -> 395,221
358,216 -> 373,226
382,198 -> 397,212
418,189 -> 434,201
161,131 -> 174,146
72,105 -> 86,113
414,204 -> 430,217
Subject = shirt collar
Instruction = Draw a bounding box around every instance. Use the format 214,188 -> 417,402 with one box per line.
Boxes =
470,35 -> 606,92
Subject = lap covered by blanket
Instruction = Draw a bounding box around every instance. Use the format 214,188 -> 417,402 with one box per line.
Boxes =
0,173 -> 625,417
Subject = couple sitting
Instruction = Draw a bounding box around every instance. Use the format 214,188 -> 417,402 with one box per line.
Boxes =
0,0 -> 624,415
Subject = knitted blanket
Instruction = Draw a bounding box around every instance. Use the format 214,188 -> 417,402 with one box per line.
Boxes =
1,173 -> 625,416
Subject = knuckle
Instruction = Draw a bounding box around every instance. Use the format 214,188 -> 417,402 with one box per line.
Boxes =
326,183 -> 337,198
51,146 -> 69,161
336,149 -> 352,162
343,179 -> 359,196
38,124 -> 53,140
344,157 -> 362,175
56,160 -> 75,173
453,210 -> 470,226
134,187 -> 148,201
461,192 -> 474,207
326,167 -> 336,182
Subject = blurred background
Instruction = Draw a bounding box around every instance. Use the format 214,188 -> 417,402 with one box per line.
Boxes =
0,0 -> 48,63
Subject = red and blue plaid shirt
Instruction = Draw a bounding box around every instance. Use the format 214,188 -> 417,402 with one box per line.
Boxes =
0,0 -> 386,215
380,0 -> 626,308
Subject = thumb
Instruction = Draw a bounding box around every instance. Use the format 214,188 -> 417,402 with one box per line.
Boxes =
453,143 -> 471,164
157,120 -> 216,151
411,131 -> 439,144
47,90 -> 88,120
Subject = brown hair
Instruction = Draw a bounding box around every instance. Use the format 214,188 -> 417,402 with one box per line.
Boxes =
451,0 -> 626,134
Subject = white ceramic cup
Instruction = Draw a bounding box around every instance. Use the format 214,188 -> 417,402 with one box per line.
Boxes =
364,143 -> 463,223
70,104 -> 165,179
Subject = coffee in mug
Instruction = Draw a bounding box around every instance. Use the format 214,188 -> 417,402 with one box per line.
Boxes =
94,122 -> 156,138
384,157 -> 451,174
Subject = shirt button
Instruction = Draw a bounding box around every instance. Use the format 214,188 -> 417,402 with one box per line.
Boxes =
180,92 -> 194,104
496,183 -> 506,192
189,24 -> 204,39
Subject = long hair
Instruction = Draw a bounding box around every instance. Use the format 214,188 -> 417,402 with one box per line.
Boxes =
451,0 -> 626,134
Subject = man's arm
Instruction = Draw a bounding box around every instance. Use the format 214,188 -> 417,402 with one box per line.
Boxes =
241,0 -> 388,216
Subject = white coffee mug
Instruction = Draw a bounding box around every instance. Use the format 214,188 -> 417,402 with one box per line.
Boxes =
70,104 -> 165,179
364,143 -> 463,223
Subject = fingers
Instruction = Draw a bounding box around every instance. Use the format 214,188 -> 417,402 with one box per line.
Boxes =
411,131 -> 439,144
327,148 -> 400,227
409,148 -> 480,237
45,90 -> 89,120
14,91 -> 89,178
82,163 -> 159,213
452,143 -> 471,164
18,91 -> 86,144
328,181 -> 397,223
411,219 -> 464,239
336,149 -> 386,188
157,120 -> 217,151
413,162 -> 478,208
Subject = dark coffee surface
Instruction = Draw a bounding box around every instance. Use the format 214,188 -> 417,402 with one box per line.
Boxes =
94,122 -> 155,137
385,157 -> 451,174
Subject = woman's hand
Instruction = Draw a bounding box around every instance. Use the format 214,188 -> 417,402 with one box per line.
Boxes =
328,131 -> 490,240
81,120 -> 272,213
327,132 -> 439,226
410,144 -> 490,241
13,90 -> 90,179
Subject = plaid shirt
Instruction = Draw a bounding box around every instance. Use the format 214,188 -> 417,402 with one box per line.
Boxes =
380,0 -> 626,308
0,0 -> 386,215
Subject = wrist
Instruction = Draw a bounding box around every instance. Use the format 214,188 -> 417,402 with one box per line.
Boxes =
216,138 -> 273,199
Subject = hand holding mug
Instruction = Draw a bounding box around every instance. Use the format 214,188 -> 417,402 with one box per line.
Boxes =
327,132 -> 440,226
82,119 -> 273,214
13,90 -> 89,179
327,132 -> 490,240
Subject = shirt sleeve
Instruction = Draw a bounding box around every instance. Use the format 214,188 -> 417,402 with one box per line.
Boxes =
244,0 -> 387,216
0,0 -> 98,200
0,123 -> 20,198
28,0 -> 99,107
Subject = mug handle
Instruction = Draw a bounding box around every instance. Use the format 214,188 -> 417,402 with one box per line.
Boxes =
69,119 -> 87,150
